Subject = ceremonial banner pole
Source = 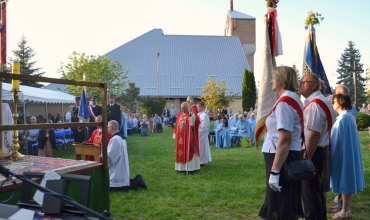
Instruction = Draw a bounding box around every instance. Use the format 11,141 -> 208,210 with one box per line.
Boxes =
255,2 -> 282,149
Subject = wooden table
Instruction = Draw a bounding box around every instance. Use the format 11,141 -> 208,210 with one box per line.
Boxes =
74,144 -> 101,161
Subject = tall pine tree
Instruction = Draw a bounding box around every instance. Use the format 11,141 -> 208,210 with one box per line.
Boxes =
8,36 -> 45,88
336,41 -> 365,105
242,69 -> 256,112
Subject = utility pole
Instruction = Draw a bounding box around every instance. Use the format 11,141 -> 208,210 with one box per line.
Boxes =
353,61 -> 357,106
156,53 -> 160,97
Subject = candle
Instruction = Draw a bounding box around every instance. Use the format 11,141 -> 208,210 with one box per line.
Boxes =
11,62 -> 20,91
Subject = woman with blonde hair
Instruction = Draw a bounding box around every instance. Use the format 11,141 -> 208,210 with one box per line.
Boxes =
259,66 -> 304,219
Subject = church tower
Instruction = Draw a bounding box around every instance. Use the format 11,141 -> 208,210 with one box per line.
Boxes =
224,0 -> 256,72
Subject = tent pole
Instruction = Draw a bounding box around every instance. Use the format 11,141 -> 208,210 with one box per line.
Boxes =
23,101 -> 26,124
61,103 -> 64,122
45,103 -> 48,122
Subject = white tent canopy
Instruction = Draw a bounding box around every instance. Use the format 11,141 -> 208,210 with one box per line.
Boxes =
2,82 -> 74,104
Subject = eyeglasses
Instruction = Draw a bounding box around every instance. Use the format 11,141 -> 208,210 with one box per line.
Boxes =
299,81 -> 314,85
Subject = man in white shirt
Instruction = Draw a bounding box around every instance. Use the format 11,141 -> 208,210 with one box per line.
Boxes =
196,101 -> 212,167
107,120 -> 147,192
26,116 -> 39,155
299,74 -> 336,219
65,105 -> 73,123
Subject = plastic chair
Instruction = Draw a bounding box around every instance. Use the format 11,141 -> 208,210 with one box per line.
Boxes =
54,130 -> 66,148
62,129 -> 74,144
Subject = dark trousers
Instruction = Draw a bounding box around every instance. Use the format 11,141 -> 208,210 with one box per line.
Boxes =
26,140 -> 37,156
170,117 -> 176,128
110,179 -> 138,192
73,128 -> 86,143
302,147 -> 328,220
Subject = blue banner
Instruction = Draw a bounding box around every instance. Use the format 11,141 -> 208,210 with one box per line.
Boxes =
303,29 -> 332,95
78,87 -> 90,122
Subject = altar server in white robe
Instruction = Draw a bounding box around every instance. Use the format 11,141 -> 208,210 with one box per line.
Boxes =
1,103 -> 13,155
197,101 -> 212,167
107,120 -> 147,192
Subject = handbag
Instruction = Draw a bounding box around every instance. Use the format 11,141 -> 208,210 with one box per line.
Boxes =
271,140 -> 316,181
284,159 -> 316,181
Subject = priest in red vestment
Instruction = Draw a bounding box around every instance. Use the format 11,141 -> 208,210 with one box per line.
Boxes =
86,115 -> 112,162
173,102 -> 200,174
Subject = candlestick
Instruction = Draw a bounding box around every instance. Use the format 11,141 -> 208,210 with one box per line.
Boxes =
11,61 -> 20,92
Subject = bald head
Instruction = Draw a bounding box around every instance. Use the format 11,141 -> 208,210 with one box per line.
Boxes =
333,85 -> 349,95
299,74 -> 320,98
181,102 -> 190,114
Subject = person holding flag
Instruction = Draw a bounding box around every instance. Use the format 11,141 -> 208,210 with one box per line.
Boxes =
72,97 -> 84,143
88,96 -> 102,138
76,86 -> 91,143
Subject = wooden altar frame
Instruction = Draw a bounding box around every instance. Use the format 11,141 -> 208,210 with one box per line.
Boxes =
0,72 -> 109,169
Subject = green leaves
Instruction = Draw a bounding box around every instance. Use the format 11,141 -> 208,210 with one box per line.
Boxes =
59,52 -> 128,104
242,69 -> 256,112
199,77 -> 236,112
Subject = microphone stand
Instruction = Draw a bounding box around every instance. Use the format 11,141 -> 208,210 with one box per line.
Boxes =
0,165 -> 113,220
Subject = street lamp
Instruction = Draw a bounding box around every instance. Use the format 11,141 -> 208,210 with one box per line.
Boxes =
156,53 -> 160,97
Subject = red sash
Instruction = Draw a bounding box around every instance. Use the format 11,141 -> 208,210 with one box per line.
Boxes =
303,98 -> 333,143
268,96 -> 304,143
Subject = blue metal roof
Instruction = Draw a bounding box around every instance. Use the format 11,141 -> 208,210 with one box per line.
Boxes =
105,29 -> 250,98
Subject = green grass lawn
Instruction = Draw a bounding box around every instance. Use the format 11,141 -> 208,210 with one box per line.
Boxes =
50,128 -> 370,219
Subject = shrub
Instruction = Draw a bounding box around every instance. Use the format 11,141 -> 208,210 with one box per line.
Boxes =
356,112 -> 370,130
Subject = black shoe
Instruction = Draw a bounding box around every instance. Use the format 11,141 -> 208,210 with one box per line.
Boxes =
136,175 -> 147,189
200,164 -> 206,167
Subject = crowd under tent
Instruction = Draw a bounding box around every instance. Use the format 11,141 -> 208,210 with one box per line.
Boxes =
1,82 -> 75,123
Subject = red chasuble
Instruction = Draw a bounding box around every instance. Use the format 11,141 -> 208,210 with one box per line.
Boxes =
86,130 -> 112,161
174,111 -> 200,163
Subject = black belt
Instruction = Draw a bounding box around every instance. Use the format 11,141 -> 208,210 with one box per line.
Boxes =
318,146 -> 327,148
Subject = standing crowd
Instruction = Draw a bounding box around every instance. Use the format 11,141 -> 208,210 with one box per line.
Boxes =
259,66 -> 364,220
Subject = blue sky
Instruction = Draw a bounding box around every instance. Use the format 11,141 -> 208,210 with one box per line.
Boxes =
6,0 -> 370,87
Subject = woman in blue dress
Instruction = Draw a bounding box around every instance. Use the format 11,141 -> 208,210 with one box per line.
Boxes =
216,116 -> 231,148
330,94 -> 365,219
213,115 -> 221,147
120,108 -> 128,138
235,114 -> 251,139
247,113 -> 257,144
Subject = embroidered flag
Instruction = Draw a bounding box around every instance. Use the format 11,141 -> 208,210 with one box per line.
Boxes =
303,25 -> 332,95
78,86 -> 90,122
255,16 -> 279,149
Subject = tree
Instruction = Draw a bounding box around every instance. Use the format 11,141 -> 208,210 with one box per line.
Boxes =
242,69 -> 256,112
199,77 -> 236,112
336,41 -> 365,105
7,36 -> 45,87
118,82 -> 140,113
138,96 -> 166,117
59,52 -> 128,102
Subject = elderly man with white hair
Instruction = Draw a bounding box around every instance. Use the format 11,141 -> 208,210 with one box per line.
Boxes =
25,116 -> 39,155
173,102 -> 200,174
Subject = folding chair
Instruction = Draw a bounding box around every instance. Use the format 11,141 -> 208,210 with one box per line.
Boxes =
62,129 -> 74,149
54,130 -> 66,149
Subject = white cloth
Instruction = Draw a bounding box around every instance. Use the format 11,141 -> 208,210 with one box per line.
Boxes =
175,155 -> 200,171
198,111 -> 212,164
1,103 -> 13,154
65,112 -> 71,122
132,117 -> 138,128
262,90 -> 303,153
303,91 -> 336,146
107,133 -> 130,187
